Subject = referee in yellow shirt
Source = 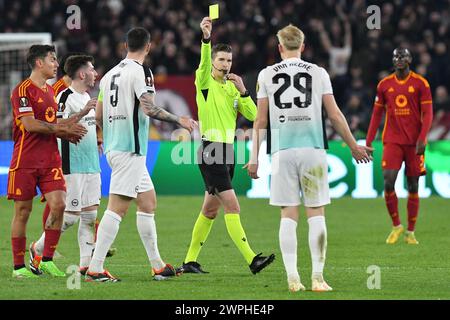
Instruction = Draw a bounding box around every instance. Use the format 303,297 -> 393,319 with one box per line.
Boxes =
181,17 -> 275,274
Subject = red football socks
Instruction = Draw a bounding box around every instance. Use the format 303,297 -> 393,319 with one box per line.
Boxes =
384,191 -> 401,226
42,229 -> 61,260
407,193 -> 419,231
12,237 -> 26,269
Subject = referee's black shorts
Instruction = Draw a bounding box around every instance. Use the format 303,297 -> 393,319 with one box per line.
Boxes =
197,141 -> 235,195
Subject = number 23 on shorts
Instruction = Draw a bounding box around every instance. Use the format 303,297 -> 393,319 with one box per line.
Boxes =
52,168 -> 63,180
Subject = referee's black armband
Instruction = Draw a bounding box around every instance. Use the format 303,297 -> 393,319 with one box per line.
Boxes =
240,90 -> 250,98
202,37 -> 211,44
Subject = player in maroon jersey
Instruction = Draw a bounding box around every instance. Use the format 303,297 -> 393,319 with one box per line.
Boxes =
366,48 -> 433,245
40,52 -> 74,234
8,45 -> 90,278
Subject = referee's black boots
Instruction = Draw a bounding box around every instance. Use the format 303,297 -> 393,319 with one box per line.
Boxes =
182,261 -> 210,274
249,253 -> 275,275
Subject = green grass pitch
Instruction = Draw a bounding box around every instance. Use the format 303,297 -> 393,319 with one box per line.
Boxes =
0,196 -> 449,300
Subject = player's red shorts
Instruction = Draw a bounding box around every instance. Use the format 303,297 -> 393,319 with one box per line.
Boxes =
382,143 -> 426,177
7,167 -> 66,201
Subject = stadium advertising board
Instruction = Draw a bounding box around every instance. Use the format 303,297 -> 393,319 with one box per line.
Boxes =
0,140 -> 448,198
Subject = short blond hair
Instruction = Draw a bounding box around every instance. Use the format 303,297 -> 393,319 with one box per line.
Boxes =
276,24 -> 304,51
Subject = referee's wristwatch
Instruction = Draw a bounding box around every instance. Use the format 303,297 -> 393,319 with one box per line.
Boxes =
240,90 -> 250,97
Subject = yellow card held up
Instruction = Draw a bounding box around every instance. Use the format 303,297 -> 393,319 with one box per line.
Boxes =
209,4 -> 219,20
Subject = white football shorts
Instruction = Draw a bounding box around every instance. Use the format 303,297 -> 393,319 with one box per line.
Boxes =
64,173 -> 101,211
270,148 -> 330,207
106,151 -> 154,198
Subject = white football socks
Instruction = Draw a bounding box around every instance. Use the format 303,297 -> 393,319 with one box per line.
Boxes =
136,212 -> 165,270
279,217 -> 299,281
78,210 -> 97,268
308,215 -> 327,278
34,212 -> 80,255
89,210 -> 121,273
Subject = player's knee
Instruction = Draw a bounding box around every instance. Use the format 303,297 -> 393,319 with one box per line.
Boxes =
407,182 -> 419,193
49,200 -> 66,215
223,204 -> 240,213
202,209 -> 218,219
384,181 -> 395,192
137,203 -> 156,213
15,206 -> 32,221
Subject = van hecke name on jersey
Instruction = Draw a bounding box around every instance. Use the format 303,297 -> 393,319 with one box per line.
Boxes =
273,61 -> 311,72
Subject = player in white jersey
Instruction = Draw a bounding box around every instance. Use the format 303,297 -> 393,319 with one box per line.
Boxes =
246,25 -> 372,292
29,55 -> 99,276
86,27 -> 197,282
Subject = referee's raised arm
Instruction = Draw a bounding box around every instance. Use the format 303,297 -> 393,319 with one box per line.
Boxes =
195,17 -> 212,90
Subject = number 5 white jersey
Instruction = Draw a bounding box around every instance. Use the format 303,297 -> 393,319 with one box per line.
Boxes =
257,57 -> 333,154
100,58 -> 155,156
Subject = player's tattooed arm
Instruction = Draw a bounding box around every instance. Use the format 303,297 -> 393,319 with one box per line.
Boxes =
21,116 -> 59,133
139,93 -> 198,132
20,116 -> 87,144
139,92 -> 179,124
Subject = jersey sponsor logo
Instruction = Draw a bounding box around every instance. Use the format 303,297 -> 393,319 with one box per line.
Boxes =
395,94 -> 408,108
84,116 -> 96,126
395,108 -> 411,116
388,87 -> 394,92
108,115 -> 127,123
38,97 -> 44,103
287,115 -> 311,121
19,107 -> 33,113
45,107 -> 56,122
19,97 -> 29,107
408,86 -> 415,93
279,115 -> 286,123
71,199 -> 79,207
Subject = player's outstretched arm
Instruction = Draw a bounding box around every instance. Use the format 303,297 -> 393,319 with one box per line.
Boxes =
323,94 -> 373,163
139,93 -> 197,132
244,97 -> 269,179
20,115 -> 87,144
58,98 -> 97,125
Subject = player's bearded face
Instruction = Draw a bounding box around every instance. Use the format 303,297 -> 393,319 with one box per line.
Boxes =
42,52 -> 58,79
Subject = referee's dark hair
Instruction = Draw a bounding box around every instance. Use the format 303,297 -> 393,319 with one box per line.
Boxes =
126,27 -> 151,52
64,55 -> 94,79
212,43 -> 232,59
26,45 -> 56,69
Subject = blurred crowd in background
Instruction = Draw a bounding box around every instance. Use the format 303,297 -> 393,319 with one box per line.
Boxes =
1,0 -> 449,140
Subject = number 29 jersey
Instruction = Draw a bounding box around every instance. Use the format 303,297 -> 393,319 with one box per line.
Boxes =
257,57 -> 333,154
99,59 -> 155,156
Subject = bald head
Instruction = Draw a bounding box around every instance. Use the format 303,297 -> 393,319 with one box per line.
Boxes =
392,47 -> 412,70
